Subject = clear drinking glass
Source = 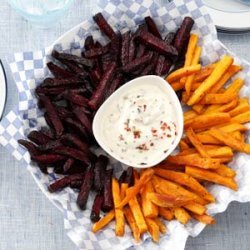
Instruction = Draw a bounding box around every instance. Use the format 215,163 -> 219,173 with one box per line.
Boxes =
7,0 -> 75,28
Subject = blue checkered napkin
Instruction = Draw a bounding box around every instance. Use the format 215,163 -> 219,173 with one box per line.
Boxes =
2,0 -> 250,249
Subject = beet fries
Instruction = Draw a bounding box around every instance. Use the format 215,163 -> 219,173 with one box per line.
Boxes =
91,194 -> 104,222
77,165 -> 94,210
19,14 -> 194,225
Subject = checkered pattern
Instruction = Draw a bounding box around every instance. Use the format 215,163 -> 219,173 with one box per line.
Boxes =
1,0 -> 250,249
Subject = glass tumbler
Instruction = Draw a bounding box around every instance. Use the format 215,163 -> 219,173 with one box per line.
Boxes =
7,0 -> 75,28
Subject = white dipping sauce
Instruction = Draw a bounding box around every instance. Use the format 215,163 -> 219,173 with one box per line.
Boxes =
102,84 -> 178,166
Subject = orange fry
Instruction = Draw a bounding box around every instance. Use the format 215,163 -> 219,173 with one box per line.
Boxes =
184,112 -> 231,130
184,34 -> 199,68
170,81 -> 185,91
154,217 -> 167,234
148,192 -> 193,208
173,208 -> 191,225
224,78 -> 244,95
112,178 -> 125,236
184,202 -> 206,215
185,46 -> 202,95
124,207 -> 141,242
213,164 -> 236,178
128,193 -> 148,234
166,64 -> 201,83
186,166 -> 238,190
117,168 -> 154,209
167,154 -> 220,169
120,183 -> 128,200
152,176 -> 206,205
209,128 -> 250,154
159,207 -> 174,221
187,55 -> 233,105
179,139 -> 190,151
199,93 -> 237,105
145,218 -> 160,243
186,128 -> 210,157
229,99 -> 250,117
190,213 -> 216,225
141,181 -> 159,218
231,111 -> 250,124
154,168 -> 214,202
194,64 -> 216,82
92,210 -> 115,233
209,65 -> 242,93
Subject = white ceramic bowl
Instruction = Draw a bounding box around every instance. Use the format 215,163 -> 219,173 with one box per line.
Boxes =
93,75 -> 183,168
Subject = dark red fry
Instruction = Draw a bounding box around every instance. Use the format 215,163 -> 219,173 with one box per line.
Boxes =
135,24 -> 148,59
52,50 -> 94,68
102,169 -> 113,212
84,79 -> 94,95
63,158 -> 75,173
42,77 -> 84,88
84,35 -> 95,51
77,166 -> 94,210
31,154 -> 66,164
155,32 -> 175,75
63,91 -> 89,107
40,96 -> 64,138
110,33 -> 121,64
38,139 -> 63,151
145,16 -> 162,39
140,52 -> 159,76
125,167 -> 134,187
56,106 -> 74,120
64,163 -> 87,174
93,155 -> 109,192
88,63 -> 116,110
39,128 -> 55,140
93,12 -> 117,39
119,170 -> 127,184
47,62 -> 74,79
85,44 -> 110,58
44,112 -> 54,130
120,52 -> 153,73
104,73 -> 123,99
72,106 -> 92,134
120,31 -> 131,66
27,130 -> 51,145
101,53 -> 112,72
61,60 -> 89,78
70,180 -> 83,189
140,62 -> 155,76
36,86 -> 66,97
18,139 -> 41,156
54,146 -> 91,165
49,173 -> 83,192
135,44 -> 146,59
91,193 -> 104,222
48,176 -> 70,192
173,16 -> 194,54
60,133 -> 89,152
136,31 -> 178,57
89,69 -> 101,86
69,87 -> 90,96
128,35 -> 136,62
64,118 -> 90,142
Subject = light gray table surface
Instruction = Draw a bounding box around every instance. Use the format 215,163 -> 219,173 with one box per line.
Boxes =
0,0 -> 250,249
